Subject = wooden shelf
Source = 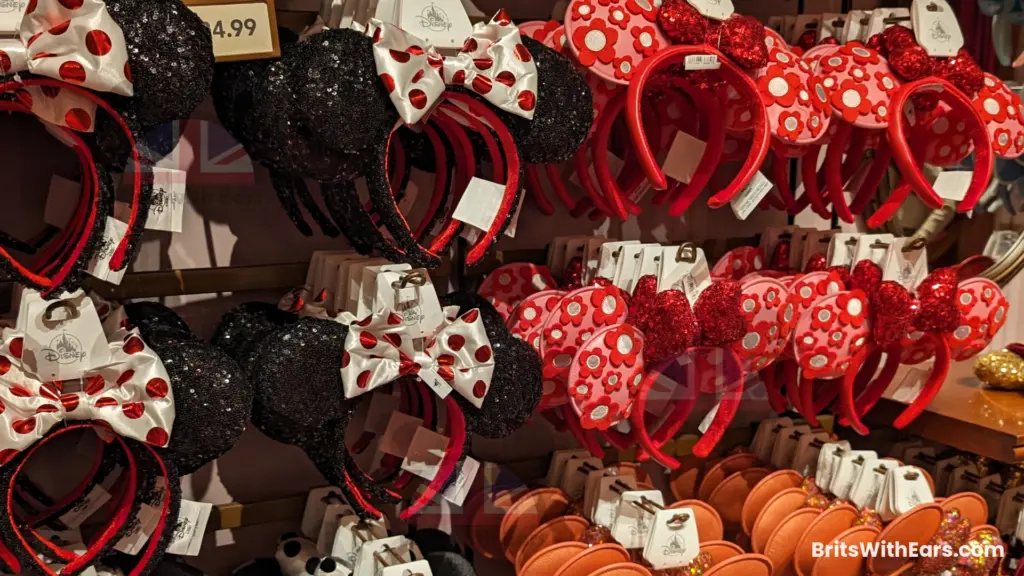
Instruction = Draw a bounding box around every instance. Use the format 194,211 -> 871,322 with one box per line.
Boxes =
867,361 -> 1024,463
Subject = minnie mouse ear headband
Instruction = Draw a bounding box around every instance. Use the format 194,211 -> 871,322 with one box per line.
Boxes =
247,292 -> 540,519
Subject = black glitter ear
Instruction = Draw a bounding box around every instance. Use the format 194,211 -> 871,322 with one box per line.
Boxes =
211,302 -> 298,375
474,36 -> 592,164
424,552 -> 476,576
440,292 -> 542,439
123,301 -> 194,339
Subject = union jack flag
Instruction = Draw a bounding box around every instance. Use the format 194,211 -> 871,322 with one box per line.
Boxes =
130,119 -> 255,186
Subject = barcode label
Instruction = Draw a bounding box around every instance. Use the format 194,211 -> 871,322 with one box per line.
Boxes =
685,55 -> 721,70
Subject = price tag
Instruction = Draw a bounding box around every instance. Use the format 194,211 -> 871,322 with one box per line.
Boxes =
730,171 -> 774,220
661,132 -> 707,185
883,237 -> 928,289
452,177 -> 508,236
166,500 -> 212,556
186,0 -> 280,61
59,485 -> 112,529
684,55 -> 720,70
892,466 -> 935,515
0,0 -> 28,34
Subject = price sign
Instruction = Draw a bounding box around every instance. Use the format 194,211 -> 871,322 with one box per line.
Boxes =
184,0 -> 280,62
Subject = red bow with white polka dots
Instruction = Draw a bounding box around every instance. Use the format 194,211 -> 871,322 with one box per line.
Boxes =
0,324 -> 174,462
342,307 -> 495,408
369,10 -> 538,125
0,0 -> 132,132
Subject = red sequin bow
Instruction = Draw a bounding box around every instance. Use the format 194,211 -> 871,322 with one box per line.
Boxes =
342,307 -> 496,408
369,10 -> 538,125
870,25 -> 983,98
627,275 -> 745,363
657,0 -> 768,69
0,0 -> 134,131
913,508 -> 1001,576
849,261 -> 959,349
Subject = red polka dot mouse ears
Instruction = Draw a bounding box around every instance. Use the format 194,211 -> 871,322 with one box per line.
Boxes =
478,263 -> 559,321
974,73 -> 1024,159
829,263 -> 1010,435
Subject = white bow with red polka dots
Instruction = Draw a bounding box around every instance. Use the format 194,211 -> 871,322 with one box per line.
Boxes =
368,9 -> 538,125
0,323 -> 173,462
0,0 -> 132,132
342,306 -> 495,408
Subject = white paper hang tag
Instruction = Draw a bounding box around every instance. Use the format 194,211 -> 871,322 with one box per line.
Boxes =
301,487 -> 348,539
892,466 -> 935,515
629,246 -> 665,291
562,237 -> 590,277
686,0 -> 733,21
754,418 -> 793,463
684,54 -> 720,70
401,427 -> 451,481
59,485 -> 112,529
503,192 -> 526,238
549,236 -> 583,275
22,289 -> 112,382
115,503 -> 162,555
819,13 -> 844,40
612,244 -> 660,293
352,535 -> 419,576
816,442 -> 851,492
842,10 -> 870,42
45,175 -> 82,228
584,237 -> 613,284
360,263 -> 411,318
545,449 -> 592,487
662,132 -> 708,185
317,503 -> 358,555
866,8 -> 911,38
979,474 -> 1003,523
86,217 -> 130,285
664,247 -> 712,303
730,171 -> 774,220
330,515 -> 388,568
584,466 -> 637,521
643,507 -> 701,570
770,425 -> 810,470
596,241 -> 640,282
883,238 -> 928,289
826,233 -> 860,268
610,490 -> 665,549
850,460 -> 897,509
594,475 -> 640,528
452,178 -> 506,236
560,457 -> 604,501
912,0 -> 964,57
395,0 -> 473,51
802,230 -> 838,270
373,267 -> 445,341
933,170 -> 972,202
853,234 -> 894,267
318,252 -> 360,313
382,560 -> 433,576
378,412 -> 425,458
830,452 -> 878,501
792,432 -> 832,478
144,168 -> 187,233
166,500 -> 212,556
441,456 -> 480,506
347,258 -> 385,315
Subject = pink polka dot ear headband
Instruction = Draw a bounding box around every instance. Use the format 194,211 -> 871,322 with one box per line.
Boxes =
830,262 -> 1009,435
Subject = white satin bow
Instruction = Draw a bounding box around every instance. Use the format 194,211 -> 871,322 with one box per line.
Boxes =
0,0 -> 132,131
0,324 -> 173,459
341,307 -> 495,408
368,9 -> 538,125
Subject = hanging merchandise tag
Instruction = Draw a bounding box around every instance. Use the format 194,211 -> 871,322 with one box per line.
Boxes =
826,233 -> 860,268
610,490 -> 665,549
306,250 -> 333,292
58,485 -> 112,529
792,431 -> 833,477
730,171 -> 774,220
841,10 -> 870,42
441,456 -> 481,506
363,264 -> 413,317
892,365 -> 930,404
550,236 -> 586,275
850,459 -> 897,509
768,16 -> 784,34
663,246 -> 712,302
984,230 -> 1021,259
45,175 -> 82,228
697,401 -> 721,435
316,502 -> 357,555
374,268 -> 445,340
330,515 -> 388,568
684,54 -> 720,70
892,466 -> 935,515
596,241 -> 640,282
145,168 -> 187,233
86,217 -> 130,285
347,258 -> 386,315
166,500 -> 212,556
754,418 -> 793,463
998,485 -> 1024,535
932,171 -> 972,202
378,412 -> 425,458
452,177 -> 507,236
643,507 -> 701,570
0,0 -> 29,34
819,13 -> 844,40
770,425 -> 810,469
186,1 -> 280,61
911,0 -> 964,57
22,289 -> 112,382
853,234 -> 894,267
319,252 -> 360,313
883,238 -> 928,289
829,451 -> 878,501
562,237 -> 590,277
629,245 -> 665,291
585,466 -> 637,521
401,426 -> 451,481
612,244 -> 660,293
802,229 -> 838,270
504,192 -> 526,238
382,560 -> 433,576
816,442 -> 851,492
786,228 -> 813,271
301,487 -> 348,539
933,456 -> 961,497
395,0 -> 473,50
686,0 -> 733,21
866,8 -> 911,38
353,535 -> 418,576
584,237 -> 613,284
545,449 -> 592,487
115,503 -> 162,555
593,475 -> 640,528
560,457 -> 604,501
662,132 -> 708,185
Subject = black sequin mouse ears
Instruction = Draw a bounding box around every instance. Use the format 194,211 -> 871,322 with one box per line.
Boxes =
211,13 -> 592,268
0,295 -> 248,575
232,292 -> 540,519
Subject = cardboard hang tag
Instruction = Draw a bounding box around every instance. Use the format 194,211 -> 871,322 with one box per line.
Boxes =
395,0 -> 473,51
545,449 -> 592,487
560,457 -> 604,501
346,258 -> 387,315
849,459 -> 897,509
596,241 -> 640,282
59,485 -> 112,529
792,431 -> 832,478
816,442 -> 851,493
865,8 -> 912,38
330,515 -> 388,568
145,167 -> 188,233
883,238 -> 928,289
819,13 -> 844,40
853,234 -> 894,267
663,246 -> 712,302
316,502 -> 357,555
752,418 -> 793,463
911,0 -> 964,57
801,229 -> 838,271
770,424 -> 809,470
361,263 -> 413,317
730,172 -> 774,220
830,452 -> 878,501
984,230 -> 1021,259
301,487 -> 348,539
686,0 -> 733,21
593,475 -> 639,528
375,268 -> 445,341
22,290 -> 112,382
662,132 -> 708,185
892,466 -> 935,515
584,237 -> 614,284
826,233 -> 860,268
584,466 -> 637,520
643,507 -> 701,570
630,246 -> 665,293
612,244 -> 660,293
933,171 -> 973,202
610,490 -> 665,549
166,499 -> 212,556
352,535 -> 420,576
86,217 -> 130,286
842,10 -> 870,42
